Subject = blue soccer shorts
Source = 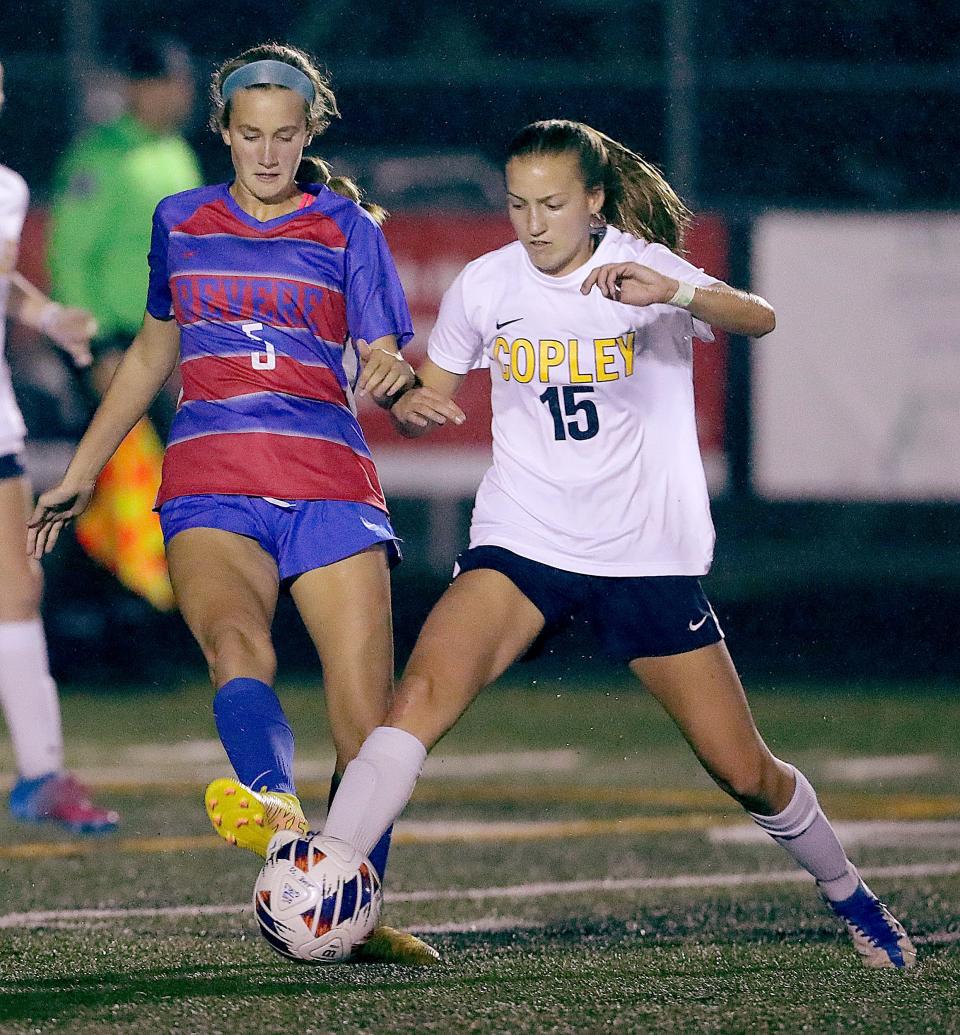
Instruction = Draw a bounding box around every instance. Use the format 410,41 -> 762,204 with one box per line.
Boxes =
453,544 -> 723,663
158,494 -> 401,583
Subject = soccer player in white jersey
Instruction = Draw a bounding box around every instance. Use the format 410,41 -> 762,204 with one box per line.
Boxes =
317,119 -> 916,969
0,60 -> 118,832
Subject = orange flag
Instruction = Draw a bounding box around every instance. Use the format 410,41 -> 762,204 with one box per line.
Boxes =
75,417 -> 176,612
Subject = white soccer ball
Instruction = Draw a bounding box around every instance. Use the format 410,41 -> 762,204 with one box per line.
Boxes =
253,832 -> 382,963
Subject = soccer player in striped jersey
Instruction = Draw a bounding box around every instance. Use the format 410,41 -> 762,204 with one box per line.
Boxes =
28,44 -> 436,964
319,120 -> 916,969
0,59 -> 119,834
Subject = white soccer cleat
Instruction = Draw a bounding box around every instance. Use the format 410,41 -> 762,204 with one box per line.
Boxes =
823,879 -> 917,969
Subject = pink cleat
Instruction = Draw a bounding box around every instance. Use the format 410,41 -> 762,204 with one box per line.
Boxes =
9,772 -> 119,833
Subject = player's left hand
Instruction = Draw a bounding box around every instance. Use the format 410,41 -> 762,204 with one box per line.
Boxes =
27,476 -> 97,557
43,304 -> 96,369
580,262 -> 681,308
356,340 -> 417,404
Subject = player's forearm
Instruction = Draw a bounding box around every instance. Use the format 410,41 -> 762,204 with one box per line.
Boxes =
686,284 -> 776,338
63,329 -> 177,483
388,360 -> 467,438
7,273 -> 61,332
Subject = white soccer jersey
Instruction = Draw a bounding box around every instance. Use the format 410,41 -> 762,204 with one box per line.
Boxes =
0,163 -> 30,457
428,225 -> 721,576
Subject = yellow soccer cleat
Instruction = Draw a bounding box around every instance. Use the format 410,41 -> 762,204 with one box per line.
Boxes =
355,924 -> 442,966
205,778 -> 307,858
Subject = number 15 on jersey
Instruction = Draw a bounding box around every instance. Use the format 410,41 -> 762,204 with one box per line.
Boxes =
539,385 -> 599,441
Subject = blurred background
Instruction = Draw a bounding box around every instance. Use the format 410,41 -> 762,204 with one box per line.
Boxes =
2,0 -> 958,687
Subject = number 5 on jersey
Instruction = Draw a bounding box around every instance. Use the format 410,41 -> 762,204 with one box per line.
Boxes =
243,321 -> 276,371
539,385 -> 599,441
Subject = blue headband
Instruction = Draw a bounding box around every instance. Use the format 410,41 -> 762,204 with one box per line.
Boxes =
221,60 -> 315,104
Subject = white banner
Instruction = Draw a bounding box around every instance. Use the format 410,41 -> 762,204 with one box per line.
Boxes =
752,213 -> 960,499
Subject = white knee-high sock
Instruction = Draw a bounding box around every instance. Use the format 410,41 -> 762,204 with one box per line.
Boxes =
322,726 -> 427,858
0,619 -> 64,779
748,765 -> 860,901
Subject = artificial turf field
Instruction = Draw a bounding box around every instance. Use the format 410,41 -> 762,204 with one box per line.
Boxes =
1,675 -> 958,1034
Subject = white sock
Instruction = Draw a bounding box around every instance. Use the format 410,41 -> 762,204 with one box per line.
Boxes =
748,765 -> 860,901
0,619 -> 64,779
322,726 -> 427,857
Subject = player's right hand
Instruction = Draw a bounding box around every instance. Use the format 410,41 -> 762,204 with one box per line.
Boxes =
27,479 -> 96,557
45,305 -> 97,368
390,387 -> 466,437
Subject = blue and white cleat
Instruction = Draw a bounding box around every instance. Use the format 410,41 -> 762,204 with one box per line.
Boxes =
9,772 -> 119,834
823,880 -> 917,969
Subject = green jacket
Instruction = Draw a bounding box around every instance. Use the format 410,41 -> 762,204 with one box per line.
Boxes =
49,114 -> 203,339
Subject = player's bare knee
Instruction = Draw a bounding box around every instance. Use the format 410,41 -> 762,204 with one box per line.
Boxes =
706,758 -> 773,812
393,672 -> 435,712
720,757 -> 786,811
389,672 -> 453,743
330,719 -> 376,766
0,563 -> 42,621
202,622 -> 276,684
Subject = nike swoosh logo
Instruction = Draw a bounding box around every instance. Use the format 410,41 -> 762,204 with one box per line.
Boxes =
496,318 -> 523,330
688,615 -> 709,632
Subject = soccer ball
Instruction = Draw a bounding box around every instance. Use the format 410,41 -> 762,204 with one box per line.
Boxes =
253,832 -> 382,963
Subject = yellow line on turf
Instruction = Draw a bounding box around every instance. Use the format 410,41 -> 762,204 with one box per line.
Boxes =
0,814 -> 737,860
410,784 -> 960,817
33,776 -> 960,819
393,812 -> 738,844
0,835 -> 215,859
6,799 -> 960,861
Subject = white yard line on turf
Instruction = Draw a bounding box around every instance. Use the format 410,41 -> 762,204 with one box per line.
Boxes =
11,747 -> 583,787
423,749 -> 582,777
823,754 -> 944,782
415,919 -> 960,946
2,860 -> 959,930
710,819 -> 960,846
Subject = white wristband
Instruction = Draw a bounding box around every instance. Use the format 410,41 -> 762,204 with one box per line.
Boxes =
668,281 -> 696,308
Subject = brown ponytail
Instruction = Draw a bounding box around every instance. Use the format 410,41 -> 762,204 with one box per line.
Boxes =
506,119 -> 692,253
295,156 -> 388,226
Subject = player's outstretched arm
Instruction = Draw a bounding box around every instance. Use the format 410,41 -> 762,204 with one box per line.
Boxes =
28,313 -> 180,557
581,261 -> 776,338
389,358 -> 466,439
7,270 -> 96,368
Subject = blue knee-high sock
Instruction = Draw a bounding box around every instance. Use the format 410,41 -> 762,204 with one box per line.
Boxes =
328,772 -> 393,880
213,677 -> 296,794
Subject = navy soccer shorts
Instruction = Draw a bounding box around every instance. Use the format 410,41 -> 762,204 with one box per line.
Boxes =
453,544 -> 723,664
0,453 -> 26,481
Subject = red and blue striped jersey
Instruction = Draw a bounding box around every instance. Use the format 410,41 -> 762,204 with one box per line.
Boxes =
146,182 -> 413,509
